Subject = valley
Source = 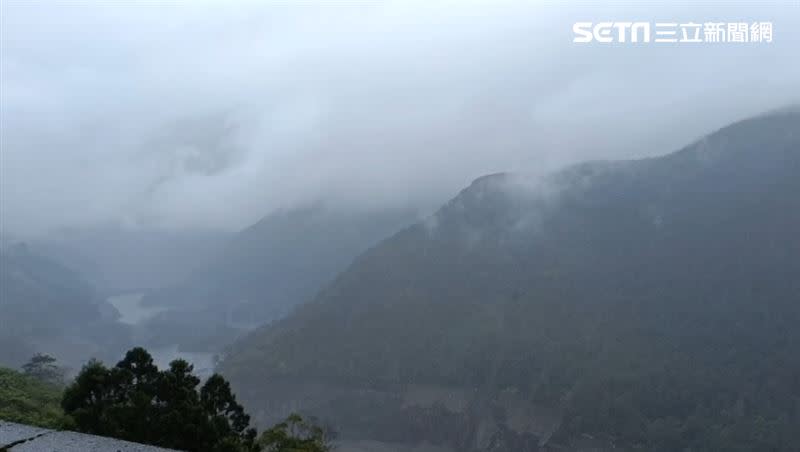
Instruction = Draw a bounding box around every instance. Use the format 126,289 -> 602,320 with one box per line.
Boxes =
1,4 -> 797,449
106,292 -> 216,379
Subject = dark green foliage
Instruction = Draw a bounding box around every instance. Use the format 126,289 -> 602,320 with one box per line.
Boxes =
62,347 -> 258,452
259,414 -> 332,452
0,367 -> 67,428
201,374 -> 258,451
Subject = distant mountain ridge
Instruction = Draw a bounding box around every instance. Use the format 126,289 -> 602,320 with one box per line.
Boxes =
0,244 -> 129,369
221,111 -> 800,451
137,203 -> 421,351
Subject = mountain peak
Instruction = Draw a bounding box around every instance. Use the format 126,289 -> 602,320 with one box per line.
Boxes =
222,111 -> 800,451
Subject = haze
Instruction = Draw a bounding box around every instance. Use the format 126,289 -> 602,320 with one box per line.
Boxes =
2,1 -> 798,237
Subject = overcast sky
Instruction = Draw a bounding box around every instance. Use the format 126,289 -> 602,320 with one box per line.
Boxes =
2,1 -> 798,236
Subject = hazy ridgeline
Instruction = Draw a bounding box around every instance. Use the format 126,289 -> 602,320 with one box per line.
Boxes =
3,110 -> 800,451
220,112 -> 800,451
2,3 -> 800,451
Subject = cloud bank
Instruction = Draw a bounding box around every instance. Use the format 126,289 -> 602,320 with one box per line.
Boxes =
2,1 -> 798,235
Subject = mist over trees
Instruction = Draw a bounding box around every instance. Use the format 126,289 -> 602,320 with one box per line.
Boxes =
221,112 -> 800,451
3,110 -> 799,452
22,353 -> 65,386
0,244 -> 130,370
138,204 -> 420,351
2,3 -> 800,452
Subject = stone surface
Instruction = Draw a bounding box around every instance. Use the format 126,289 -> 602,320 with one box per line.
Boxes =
0,421 -> 178,451
0,421 -> 50,448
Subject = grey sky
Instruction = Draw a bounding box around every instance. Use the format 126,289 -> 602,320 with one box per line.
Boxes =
1,1 -> 798,236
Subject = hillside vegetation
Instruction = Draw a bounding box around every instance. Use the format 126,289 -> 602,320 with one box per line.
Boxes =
222,112 -> 800,451
0,367 -> 66,428
139,205 -> 418,351
0,244 -> 128,369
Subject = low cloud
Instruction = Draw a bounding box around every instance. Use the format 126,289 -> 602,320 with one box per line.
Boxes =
1,1 -> 798,236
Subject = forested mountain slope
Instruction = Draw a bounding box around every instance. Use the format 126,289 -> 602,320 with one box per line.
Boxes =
0,244 -> 127,369
133,205 -> 419,352
222,111 -> 800,451
142,205 -> 419,326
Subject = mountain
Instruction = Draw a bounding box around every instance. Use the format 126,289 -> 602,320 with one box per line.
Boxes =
31,226 -> 231,293
137,205 -> 421,351
0,244 -> 129,369
220,111 -> 800,451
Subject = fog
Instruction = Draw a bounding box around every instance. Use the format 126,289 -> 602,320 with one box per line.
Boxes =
2,1 -> 799,236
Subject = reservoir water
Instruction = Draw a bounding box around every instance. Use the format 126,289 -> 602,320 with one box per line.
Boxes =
107,292 -> 215,378
107,292 -> 167,325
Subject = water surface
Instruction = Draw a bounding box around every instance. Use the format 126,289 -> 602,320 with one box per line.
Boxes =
106,292 -> 215,378
107,292 -> 167,325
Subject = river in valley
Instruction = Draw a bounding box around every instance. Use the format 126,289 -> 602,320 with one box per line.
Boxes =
107,292 -> 216,378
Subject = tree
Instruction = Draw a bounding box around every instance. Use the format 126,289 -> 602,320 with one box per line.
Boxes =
259,413 -> 333,452
21,353 -> 64,385
62,347 -> 259,452
201,374 -> 258,451
152,359 -> 207,451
